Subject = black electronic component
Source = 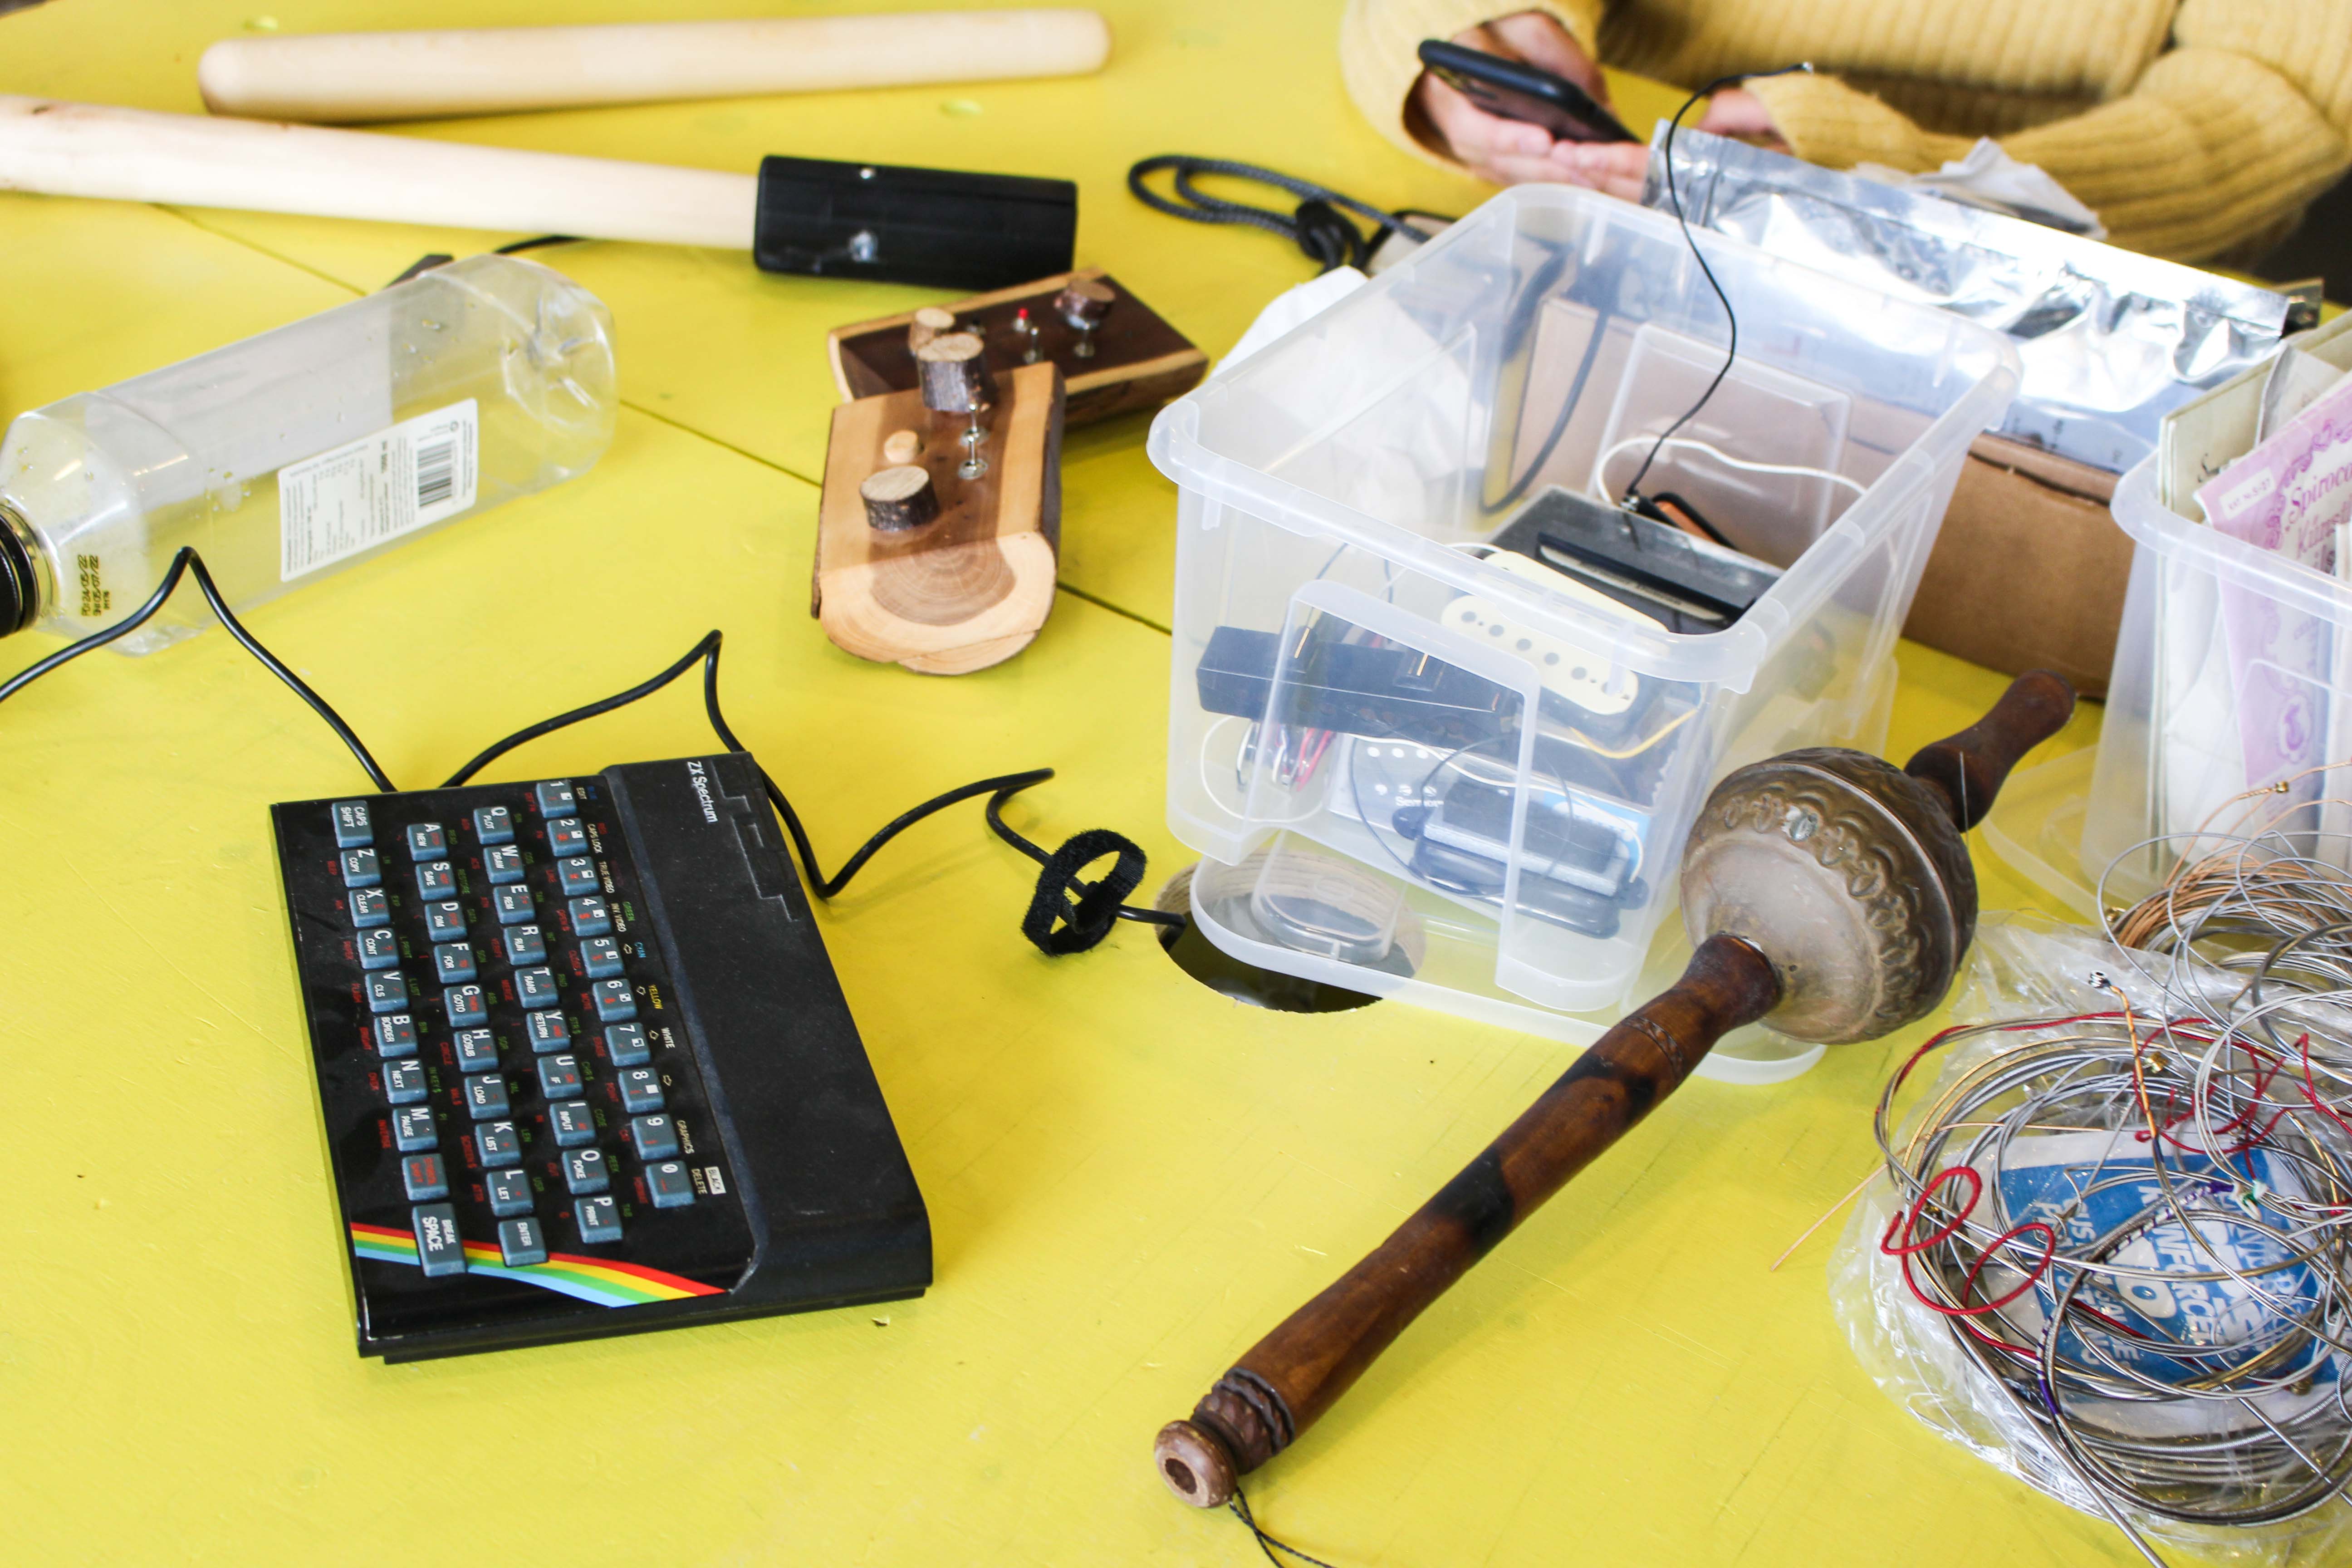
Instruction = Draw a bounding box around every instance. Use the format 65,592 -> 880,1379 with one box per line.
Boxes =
1407,834 -> 1627,937
1494,487 -> 1780,635
1388,781 -> 1646,939
273,752 -> 929,1362
1196,625 -> 1519,752
1415,39 -> 1637,144
754,156 -> 1077,290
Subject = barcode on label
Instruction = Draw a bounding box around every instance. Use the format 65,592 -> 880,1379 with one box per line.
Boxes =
415,436 -> 457,511
278,398 -> 480,582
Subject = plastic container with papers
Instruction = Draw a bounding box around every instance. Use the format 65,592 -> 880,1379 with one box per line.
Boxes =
2018,455 -> 2352,905
1147,186 -> 2019,1055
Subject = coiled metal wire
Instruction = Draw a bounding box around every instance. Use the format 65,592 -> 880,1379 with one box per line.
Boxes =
1873,781 -> 2352,1560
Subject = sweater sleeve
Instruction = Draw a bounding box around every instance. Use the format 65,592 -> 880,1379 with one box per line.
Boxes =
1339,0 -> 1610,169
1743,0 -> 2352,263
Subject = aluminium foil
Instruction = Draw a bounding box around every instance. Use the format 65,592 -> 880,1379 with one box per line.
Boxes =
1637,129 -> 2313,473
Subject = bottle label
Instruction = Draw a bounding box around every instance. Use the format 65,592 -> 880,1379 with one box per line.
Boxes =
279,398 -> 480,582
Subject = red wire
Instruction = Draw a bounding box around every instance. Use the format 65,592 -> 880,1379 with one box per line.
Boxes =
1882,1166 -> 1982,1257
2297,1032 -> 2352,1143
1954,1222 -> 2060,1314
1882,1013 -> 2296,1357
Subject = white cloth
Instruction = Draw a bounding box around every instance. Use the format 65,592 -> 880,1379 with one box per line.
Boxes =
1854,138 -> 2107,239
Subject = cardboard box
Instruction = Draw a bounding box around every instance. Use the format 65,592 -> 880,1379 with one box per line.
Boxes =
1902,435 -> 2127,697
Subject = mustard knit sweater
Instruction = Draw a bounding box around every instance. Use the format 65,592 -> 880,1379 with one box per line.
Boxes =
1341,0 -> 2352,262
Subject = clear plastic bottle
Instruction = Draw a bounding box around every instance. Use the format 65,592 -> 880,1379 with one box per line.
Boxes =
0,252 -> 615,652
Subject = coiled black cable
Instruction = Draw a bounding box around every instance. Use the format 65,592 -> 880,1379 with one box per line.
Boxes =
1127,155 -> 1448,274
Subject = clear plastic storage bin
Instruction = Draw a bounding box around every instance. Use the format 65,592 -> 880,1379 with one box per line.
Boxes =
2032,454 -> 2352,904
1147,186 -> 2019,1041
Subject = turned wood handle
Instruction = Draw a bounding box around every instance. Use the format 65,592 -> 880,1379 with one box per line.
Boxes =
197,11 -> 1113,125
1902,669 -> 2076,832
0,96 -> 756,248
1153,935 -> 1780,1508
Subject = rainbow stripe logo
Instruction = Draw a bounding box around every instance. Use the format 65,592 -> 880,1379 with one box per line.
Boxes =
350,1222 -> 723,1308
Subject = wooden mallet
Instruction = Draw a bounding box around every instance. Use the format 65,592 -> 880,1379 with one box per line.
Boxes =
0,96 -> 1073,291
1153,671 -> 2077,1507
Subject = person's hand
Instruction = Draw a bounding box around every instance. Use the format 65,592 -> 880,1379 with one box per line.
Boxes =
1547,142 -> 1651,201
1589,88 -> 1788,201
1694,86 -> 1788,152
1417,17 -> 1789,198
1414,13 -> 1617,186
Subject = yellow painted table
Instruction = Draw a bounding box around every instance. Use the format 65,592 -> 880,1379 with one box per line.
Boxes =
0,5 -> 2120,1565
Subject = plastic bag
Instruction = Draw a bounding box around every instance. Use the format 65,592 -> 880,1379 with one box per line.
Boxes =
1829,918 -> 2352,1566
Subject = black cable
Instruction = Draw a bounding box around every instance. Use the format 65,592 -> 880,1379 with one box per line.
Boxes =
0,546 -> 396,789
1128,155 -> 1449,274
1,561 -> 1172,954
452,626 -> 1180,951
1480,246 -> 1588,516
986,787 -> 1186,931
493,235 -> 583,255
1230,1482 -> 1343,1568
1618,64 -> 1813,505
442,631 -> 721,789
388,236 -> 585,289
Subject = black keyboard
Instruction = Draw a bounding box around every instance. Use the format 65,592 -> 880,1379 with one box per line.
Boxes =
269,752 -> 930,1362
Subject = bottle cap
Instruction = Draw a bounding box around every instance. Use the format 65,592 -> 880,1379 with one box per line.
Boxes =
0,512 -> 35,637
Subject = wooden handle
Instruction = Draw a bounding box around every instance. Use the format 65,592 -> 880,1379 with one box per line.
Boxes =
196,10 -> 1112,124
1154,936 -> 1780,1507
0,96 -> 755,248
1902,669 -> 2076,831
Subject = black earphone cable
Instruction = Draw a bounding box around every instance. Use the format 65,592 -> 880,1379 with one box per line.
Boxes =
0,546 -> 397,790
0,550 -> 1176,953
1618,64 -> 1813,505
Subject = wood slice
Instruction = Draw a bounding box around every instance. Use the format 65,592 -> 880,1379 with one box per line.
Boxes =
881,427 -> 923,465
814,360 -> 1064,675
826,268 -> 1206,428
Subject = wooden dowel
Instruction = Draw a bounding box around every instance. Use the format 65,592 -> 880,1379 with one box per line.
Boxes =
1902,669 -> 2076,830
0,96 -> 756,248
916,333 -> 996,414
858,464 -> 940,532
197,11 -> 1114,125
1054,277 -> 1114,328
1149,671 -> 2077,1509
1154,935 -> 1781,1507
906,308 -> 958,355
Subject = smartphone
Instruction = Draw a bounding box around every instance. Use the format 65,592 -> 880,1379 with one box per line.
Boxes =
1416,39 -> 1637,145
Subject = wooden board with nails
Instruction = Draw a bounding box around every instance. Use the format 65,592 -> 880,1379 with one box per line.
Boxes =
813,360 -> 1064,675
826,268 -> 1205,429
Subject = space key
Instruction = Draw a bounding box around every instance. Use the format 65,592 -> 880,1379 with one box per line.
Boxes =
412,1203 -> 467,1278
